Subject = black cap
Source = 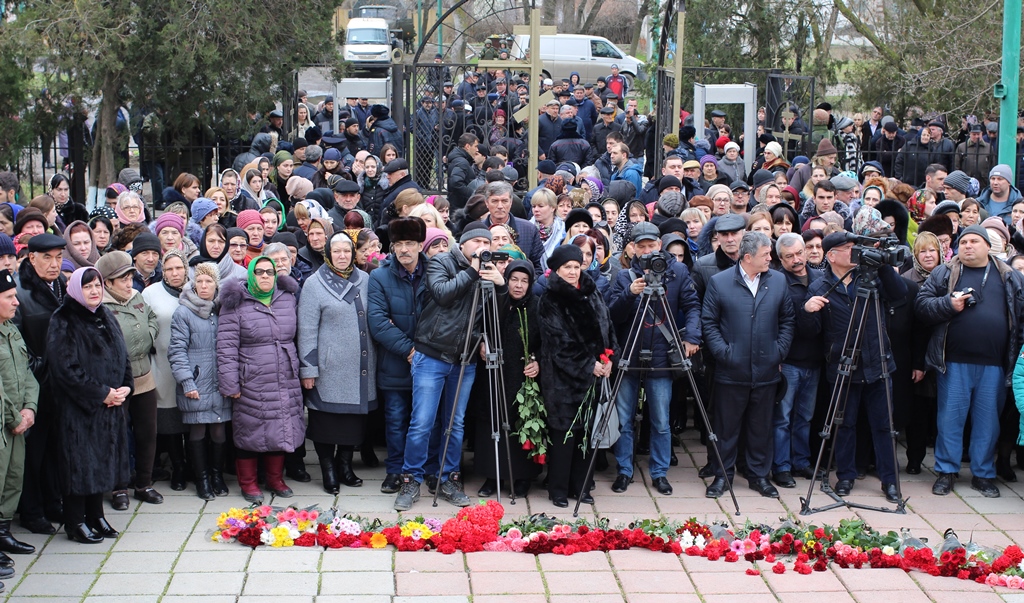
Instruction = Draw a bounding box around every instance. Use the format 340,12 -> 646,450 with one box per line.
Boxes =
970,123 -> 983,133
729,180 -> 751,192
714,214 -> 746,233
709,109 -> 727,118
600,106 -> 616,114
657,175 -> 682,193
0,270 -> 15,294
332,179 -> 360,194
536,159 -> 557,175
883,122 -> 898,133
822,232 -> 855,253
383,158 -> 410,174
268,109 -> 283,118
27,233 -> 67,253
129,232 -> 162,258
271,231 -> 299,248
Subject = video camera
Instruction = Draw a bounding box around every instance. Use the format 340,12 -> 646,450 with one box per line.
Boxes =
848,234 -> 905,268
637,252 -> 668,275
477,250 -> 510,264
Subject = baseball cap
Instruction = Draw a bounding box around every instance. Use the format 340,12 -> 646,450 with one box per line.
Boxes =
631,222 -> 660,243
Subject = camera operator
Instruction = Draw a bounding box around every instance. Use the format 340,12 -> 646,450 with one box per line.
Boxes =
915,225 -> 1024,499
801,232 -> 907,503
701,232 -> 794,499
392,225 -> 507,512
607,223 -> 701,496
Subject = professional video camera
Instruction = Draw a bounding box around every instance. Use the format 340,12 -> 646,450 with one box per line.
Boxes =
477,250 -> 510,264
849,234 -> 905,268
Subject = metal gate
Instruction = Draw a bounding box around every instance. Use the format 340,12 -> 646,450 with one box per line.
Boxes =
653,67 -> 676,172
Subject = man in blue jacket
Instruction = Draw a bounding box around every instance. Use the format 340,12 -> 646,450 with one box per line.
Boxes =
608,223 -> 701,496
801,231 -> 906,503
610,143 -> 642,195
367,218 -> 428,495
702,231 -> 795,499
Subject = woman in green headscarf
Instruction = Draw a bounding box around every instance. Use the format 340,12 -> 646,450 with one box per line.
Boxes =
269,151 -> 294,206
217,255 -> 303,504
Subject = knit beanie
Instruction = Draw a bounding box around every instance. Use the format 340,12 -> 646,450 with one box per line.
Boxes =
656,190 -> 685,217
190,198 -> 219,223
130,232 -> 162,258
154,212 -> 185,236
944,170 -> 971,195
192,261 -> 221,289
236,209 -> 264,231
959,224 -> 990,247
564,208 -> 594,233
548,244 -> 585,272
0,234 -> 15,257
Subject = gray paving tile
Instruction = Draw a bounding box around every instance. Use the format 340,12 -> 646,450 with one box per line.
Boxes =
110,530 -> 187,552
11,572 -> 95,597
101,551 -> 179,573
24,551 -> 106,573
320,549 -> 393,572
89,572 -> 169,596
249,547 -> 322,572
166,571 -> 246,595
239,597 -> 316,603
84,597 -> 161,603
171,549 -> 251,573
320,571 -> 395,595
393,598 -> 471,603
125,511 -> 201,532
243,572 -> 321,595
314,597 -> 392,603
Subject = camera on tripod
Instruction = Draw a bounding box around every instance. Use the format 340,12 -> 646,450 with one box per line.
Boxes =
476,250 -> 510,264
848,234 -> 906,268
637,252 -> 668,277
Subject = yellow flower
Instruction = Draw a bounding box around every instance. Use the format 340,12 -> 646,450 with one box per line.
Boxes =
270,526 -> 294,547
400,522 -> 435,540
370,533 -> 388,549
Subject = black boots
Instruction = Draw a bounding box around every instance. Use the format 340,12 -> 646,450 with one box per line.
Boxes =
167,435 -> 188,491
188,440 -> 215,501
319,453 -> 340,495
337,446 -> 363,487
0,520 -> 34,554
209,442 -> 229,497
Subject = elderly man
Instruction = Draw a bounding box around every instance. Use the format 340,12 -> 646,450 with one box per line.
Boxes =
692,213 -> 745,299
701,231 -> 795,499
916,224 -> 1024,498
480,181 -> 545,273
955,124 -> 995,188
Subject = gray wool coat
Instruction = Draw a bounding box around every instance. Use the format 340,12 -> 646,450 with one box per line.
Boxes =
167,287 -> 231,424
297,265 -> 377,414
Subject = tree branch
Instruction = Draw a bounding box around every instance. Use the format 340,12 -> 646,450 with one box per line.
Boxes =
832,0 -> 901,66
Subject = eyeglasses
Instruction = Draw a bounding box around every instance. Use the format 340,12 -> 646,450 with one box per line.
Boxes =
252,268 -> 275,276
229,243 -> 247,249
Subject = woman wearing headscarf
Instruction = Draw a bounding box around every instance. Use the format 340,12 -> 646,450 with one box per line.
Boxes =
298,217 -> 333,272
169,262 -> 231,500
47,267 -> 133,543
190,224 -> 248,283
62,220 -> 100,269
473,260 -> 542,498
238,165 -> 267,209
269,151 -> 294,207
142,250 -> 191,493
358,155 -> 389,226
95,251 -> 164,509
114,191 -> 147,227
218,257 -> 303,504
298,232 -> 376,494
537,245 -> 616,507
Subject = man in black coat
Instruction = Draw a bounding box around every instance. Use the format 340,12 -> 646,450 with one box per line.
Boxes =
378,159 -> 421,227
607,223 -> 701,496
702,231 -> 794,499
446,133 -> 481,211
801,232 -> 907,503
537,101 -> 563,160
13,234 -> 68,534
691,213 -> 745,299
479,181 -> 545,274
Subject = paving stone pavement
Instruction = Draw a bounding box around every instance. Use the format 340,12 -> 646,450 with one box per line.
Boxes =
2,431 -> 1023,602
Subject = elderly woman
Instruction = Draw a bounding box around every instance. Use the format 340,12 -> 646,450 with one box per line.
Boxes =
538,245 -> 616,507
218,256 -> 302,504
298,233 -> 376,494
115,191 -> 147,226
298,217 -> 333,272
96,251 -> 164,509
169,262 -> 231,500
153,212 -> 198,261
142,250 -> 191,492
63,220 -> 100,268
47,267 -> 133,543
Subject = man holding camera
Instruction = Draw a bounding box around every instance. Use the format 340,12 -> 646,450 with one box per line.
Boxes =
702,232 -> 794,499
608,223 -> 701,495
916,225 -> 1024,498
393,225 -> 508,511
801,232 -> 907,503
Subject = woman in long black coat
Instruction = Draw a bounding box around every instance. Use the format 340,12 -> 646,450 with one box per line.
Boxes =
47,267 -> 133,544
474,260 -> 543,498
538,245 -> 617,508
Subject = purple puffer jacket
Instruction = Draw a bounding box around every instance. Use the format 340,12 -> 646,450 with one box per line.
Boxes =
217,275 -> 304,453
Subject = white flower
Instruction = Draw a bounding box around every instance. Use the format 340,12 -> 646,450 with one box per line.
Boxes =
681,533 -> 695,548
696,535 -> 706,548
260,530 -> 275,545
1018,559 -> 1024,572
882,546 -> 895,556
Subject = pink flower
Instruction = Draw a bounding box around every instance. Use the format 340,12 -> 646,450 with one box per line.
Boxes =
1006,575 -> 1024,589
741,539 -> 757,554
506,528 -> 523,539
987,574 -> 1007,587
509,538 -> 527,553
256,505 -> 273,517
730,539 -> 744,554
297,510 -> 310,522
280,508 -> 298,522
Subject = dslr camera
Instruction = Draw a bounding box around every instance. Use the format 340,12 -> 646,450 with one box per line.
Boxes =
848,234 -> 906,268
952,287 -> 977,308
637,252 -> 668,274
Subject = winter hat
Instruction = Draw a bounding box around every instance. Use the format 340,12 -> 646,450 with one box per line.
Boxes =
96,250 -> 136,281
662,133 -> 679,148
388,217 -> 428,243
547,244 -> 585,272
658,218 -> 688,237
271,231 -> 299,249
564,208 -> 594,233
981,216 -> 1010,248
944,170 -> 971,195
705,184 -> 733,203
830,175 -> 858,191
285,177 -> 314,200
459,225 -> 492,245
918,214 -> 954,239
699,155 -> 719,169
13,208 -> 47,236
0,234 -> 14,257
323,148 -> 343,162
656,190 -> 685,217
370,104 -> 390,119
118,168 -> 143,189
715,136 -> 731,150
130,232 -> 161,258
932,200 -> 962,217
792,155 -> 810,166
959,224 -> 990,247
815,138 -> 838,157
61,259 -> 75,273
657,175 -> 683,194
765,141 -> 784,159
154,212 -> 185,236
423,228 -> 448,250
990,164 -> 1013,183
0,270 -> 14,294
192,261 -> 221,290
236,209 -> 264,232
724,141 -> 741,154
305,145 -> 323,162
852,207 -> 889,236
751,169 -> 775,189
581,177 -> 604,197
191,198 -> 219,223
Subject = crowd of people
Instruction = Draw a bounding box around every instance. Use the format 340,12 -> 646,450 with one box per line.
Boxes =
1,66 -> 1024,592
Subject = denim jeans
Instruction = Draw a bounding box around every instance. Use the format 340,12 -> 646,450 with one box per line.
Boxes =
773,364 -> 820,473
834,379 -> 897,484
382,389 -> 412,474
935,362 -> 1005,479
614,375 -> 673,479
403,352 -> 476,483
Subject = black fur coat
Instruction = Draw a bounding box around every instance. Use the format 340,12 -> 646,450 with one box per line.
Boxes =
47,297 -> 134,496
538,271 -> 617,432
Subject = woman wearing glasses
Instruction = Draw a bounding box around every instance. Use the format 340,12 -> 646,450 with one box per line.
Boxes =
218,256 -> 302,504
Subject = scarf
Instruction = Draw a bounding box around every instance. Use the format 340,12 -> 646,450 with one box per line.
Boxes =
324,252 -> 354,279
246,259 -> 276,305
67,267 -> 101,312
911,253 -> 932,281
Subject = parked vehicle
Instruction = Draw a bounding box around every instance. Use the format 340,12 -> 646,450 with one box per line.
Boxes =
510,34 -> 644,88
344,18 -> 394,70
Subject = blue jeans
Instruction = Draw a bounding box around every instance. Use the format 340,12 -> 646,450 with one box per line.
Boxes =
382,390 -> 412,474
403,352 -> 476,483
935,362 -> 1005,479
773,364 -> 820,473
834,379 -> 897,484
614,375 -> 673,479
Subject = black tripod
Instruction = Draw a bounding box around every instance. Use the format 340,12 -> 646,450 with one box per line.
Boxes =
432,279 -> 518,506
573,271 -> 740,517
800,265 -> 907,515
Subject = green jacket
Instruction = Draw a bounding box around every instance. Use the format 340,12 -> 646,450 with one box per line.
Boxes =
0,321 -> 40,444
103,290 -> 159,383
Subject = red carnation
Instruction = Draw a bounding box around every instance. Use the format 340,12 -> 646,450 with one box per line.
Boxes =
746,568 -> 760,576
773,562 -> 786,574
294,532 -> 317,547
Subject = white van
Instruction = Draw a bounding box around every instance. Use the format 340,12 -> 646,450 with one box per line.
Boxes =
510,34 -> 644,88
344,18 -> 393,69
